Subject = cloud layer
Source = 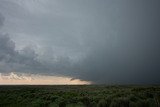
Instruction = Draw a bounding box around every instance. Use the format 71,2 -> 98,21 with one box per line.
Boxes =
0,72 -> 91,85
0,0 -> 160,84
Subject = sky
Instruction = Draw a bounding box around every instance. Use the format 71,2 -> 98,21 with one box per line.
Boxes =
0,0 -> 160,84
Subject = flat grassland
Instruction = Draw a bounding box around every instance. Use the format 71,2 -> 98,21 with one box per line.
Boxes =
0,85 -> 160,107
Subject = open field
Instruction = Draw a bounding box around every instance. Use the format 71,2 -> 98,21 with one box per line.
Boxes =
0,85 -> 160,107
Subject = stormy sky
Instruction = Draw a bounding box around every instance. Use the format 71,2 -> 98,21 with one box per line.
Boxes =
0,0 -> 160,84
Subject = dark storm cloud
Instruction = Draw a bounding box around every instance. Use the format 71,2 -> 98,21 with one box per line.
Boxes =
72,0 -> 160,84
0,0 -> 160,84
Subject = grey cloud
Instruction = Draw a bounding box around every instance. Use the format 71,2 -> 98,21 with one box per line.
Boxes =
0,0 -> 160,84
0,16 -> 72,75
0,33 -> 38,73
0,15 -> 47,73
0,34 -> 16,62
0,13 -> 4,28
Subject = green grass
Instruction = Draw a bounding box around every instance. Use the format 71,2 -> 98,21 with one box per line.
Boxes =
0,85 -> 160,107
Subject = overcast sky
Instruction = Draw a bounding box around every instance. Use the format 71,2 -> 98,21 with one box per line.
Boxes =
0,0 -> 160,84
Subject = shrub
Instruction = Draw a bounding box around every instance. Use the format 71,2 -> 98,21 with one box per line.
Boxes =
129,101 -> 138,107
81,97 -> 91,107
90,101 -> 97,107
59,100 -> 66,107
97,99 -> 107,107
110,97 -> 129,107
50,96 -> 59,102
136,99 -> 149,107
146,98 -> 157,107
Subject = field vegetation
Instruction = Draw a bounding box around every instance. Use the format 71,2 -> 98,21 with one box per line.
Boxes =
0,85 -> 160,107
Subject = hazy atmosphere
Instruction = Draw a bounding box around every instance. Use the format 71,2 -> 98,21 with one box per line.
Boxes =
0,0 -> 160,84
